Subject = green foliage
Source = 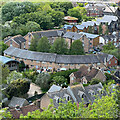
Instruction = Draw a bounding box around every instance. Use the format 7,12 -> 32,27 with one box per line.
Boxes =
26,21 -> 41,32
84,2 -> 88,6
90,78 -> 101,85
51,76 -> 68,87
29,35 -> 39,51
50,2 -> 73,15
19,60 -> 25,72
0,41 -> 8,55
7,71 -> 23,84
22,70 -> 39,83
88,26 -> 93,33
98,24 -> 103,35
48,10 -> 64,27
105,23 -> 109,35
103,42 -> 115,51
77,3 -> 84,7
37,36 -> 50,53
50,38 -> 68,54
2,2 -> 37,22
69,40 -> 85,55
0,63 -> 10,84
35,73 -> 50,91
6,79 -> 30,99
0,108 -> 12,119
50,69 -> 78,84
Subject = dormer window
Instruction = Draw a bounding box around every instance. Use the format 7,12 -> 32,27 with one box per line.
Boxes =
63,93 -> 70,101
10,40 -> 12,46
88,90 -> 95,96
54,96 -> 60,103
78,91 -> 85,98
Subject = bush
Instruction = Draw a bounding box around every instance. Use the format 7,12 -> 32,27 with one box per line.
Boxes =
51,76 -> 68,87
6,79 -> 30,99
35,73 -> 50,91
7,71 -> 23,84
49,69 -> 78,84
90,78 -> 101,85
22,70 -> 39,83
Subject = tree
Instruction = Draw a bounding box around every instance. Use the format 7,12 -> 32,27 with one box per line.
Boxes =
69,40 -> 85,55
103,42 -> 115,51
51,76 -> 68,87
50,38 -> 68,54
0,63 -> 10,84
88,26 -> 93,33
98,24 -> 103,35
77,3 -> 84,7
0,41 -> 8,55
19,60 -> 26,72
26,21 -> 41,32
29,35 -> 39,51
48,10 -> 64,27
90,78 -> 101,85
35,73 -> 50,91
6,79 -> 30,99
105,23 -> 109,35
37,36 -> 50,53
2,2 -> 36,23
6,71 -> 23,84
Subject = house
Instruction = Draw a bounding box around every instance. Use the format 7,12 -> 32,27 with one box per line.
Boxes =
8,96 -> 29,108
85,3 -> 105,17
96,15 -> 118,33
63,25 -> 73,32
103,6 -> 118,15
97,52 -> 118,67
24,29 -> 65,49
63,32 -> 84,47
0,55 -> 19,71
38,82 -> 107,109
79,32 -> 99,52
4,47 -> 118,71
4,35 -> 26,49
69,65 -> 106,85
10,104 -> 43,118
102,34 -> 119,47
64,16 -> 78,24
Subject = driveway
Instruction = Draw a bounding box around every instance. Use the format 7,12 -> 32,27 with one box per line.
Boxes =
27,83 -> 42,98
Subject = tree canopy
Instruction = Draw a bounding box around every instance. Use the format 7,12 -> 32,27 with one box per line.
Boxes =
50,38 -> 68,54
69,40 -> 85,55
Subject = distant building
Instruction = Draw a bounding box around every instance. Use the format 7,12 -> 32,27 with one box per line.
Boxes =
4,47 -> 118,72
69,65 -> 106,85
24,29 -> 65,49
0,55 -> 19,71
38,83 -> 107,109
64,16 -> 78,24
85,3 -> 106,17
4,35 -> 26,49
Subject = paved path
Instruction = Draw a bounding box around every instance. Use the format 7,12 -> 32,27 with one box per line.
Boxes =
27,83 -> 42,98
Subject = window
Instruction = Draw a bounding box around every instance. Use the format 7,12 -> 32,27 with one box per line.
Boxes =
71,77 -> 74,80
97,63 -> 100,65
31,60 -> 33,62
115,60 -> 117,63
64,64 -> 68,66
109,61 -> 111,64
67,96 -> 70,101
57,98 -> 59,103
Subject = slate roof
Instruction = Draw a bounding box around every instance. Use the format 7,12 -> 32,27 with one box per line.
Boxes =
63,32 -> 83,40
31,29 -> 65,39
48,88 -> 74,108
48,84 -> 62,93
0,55 -> 19,64
79,32 -> 99,39
10,104 -> 43,118
45,82 -> 107,107
73,66 -> 99,82
81,21 -> 96,27
4,47 -> 102,64
4,35 -> 26,45
8,96 -> 29,108
63,25 -> 73,30
75,25 -> 86,30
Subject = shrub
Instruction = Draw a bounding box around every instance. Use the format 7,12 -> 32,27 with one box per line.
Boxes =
6,79 -> 30,99
51,76 -> 68,87
90,78 -> 101,85
35,73 -> 50,91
